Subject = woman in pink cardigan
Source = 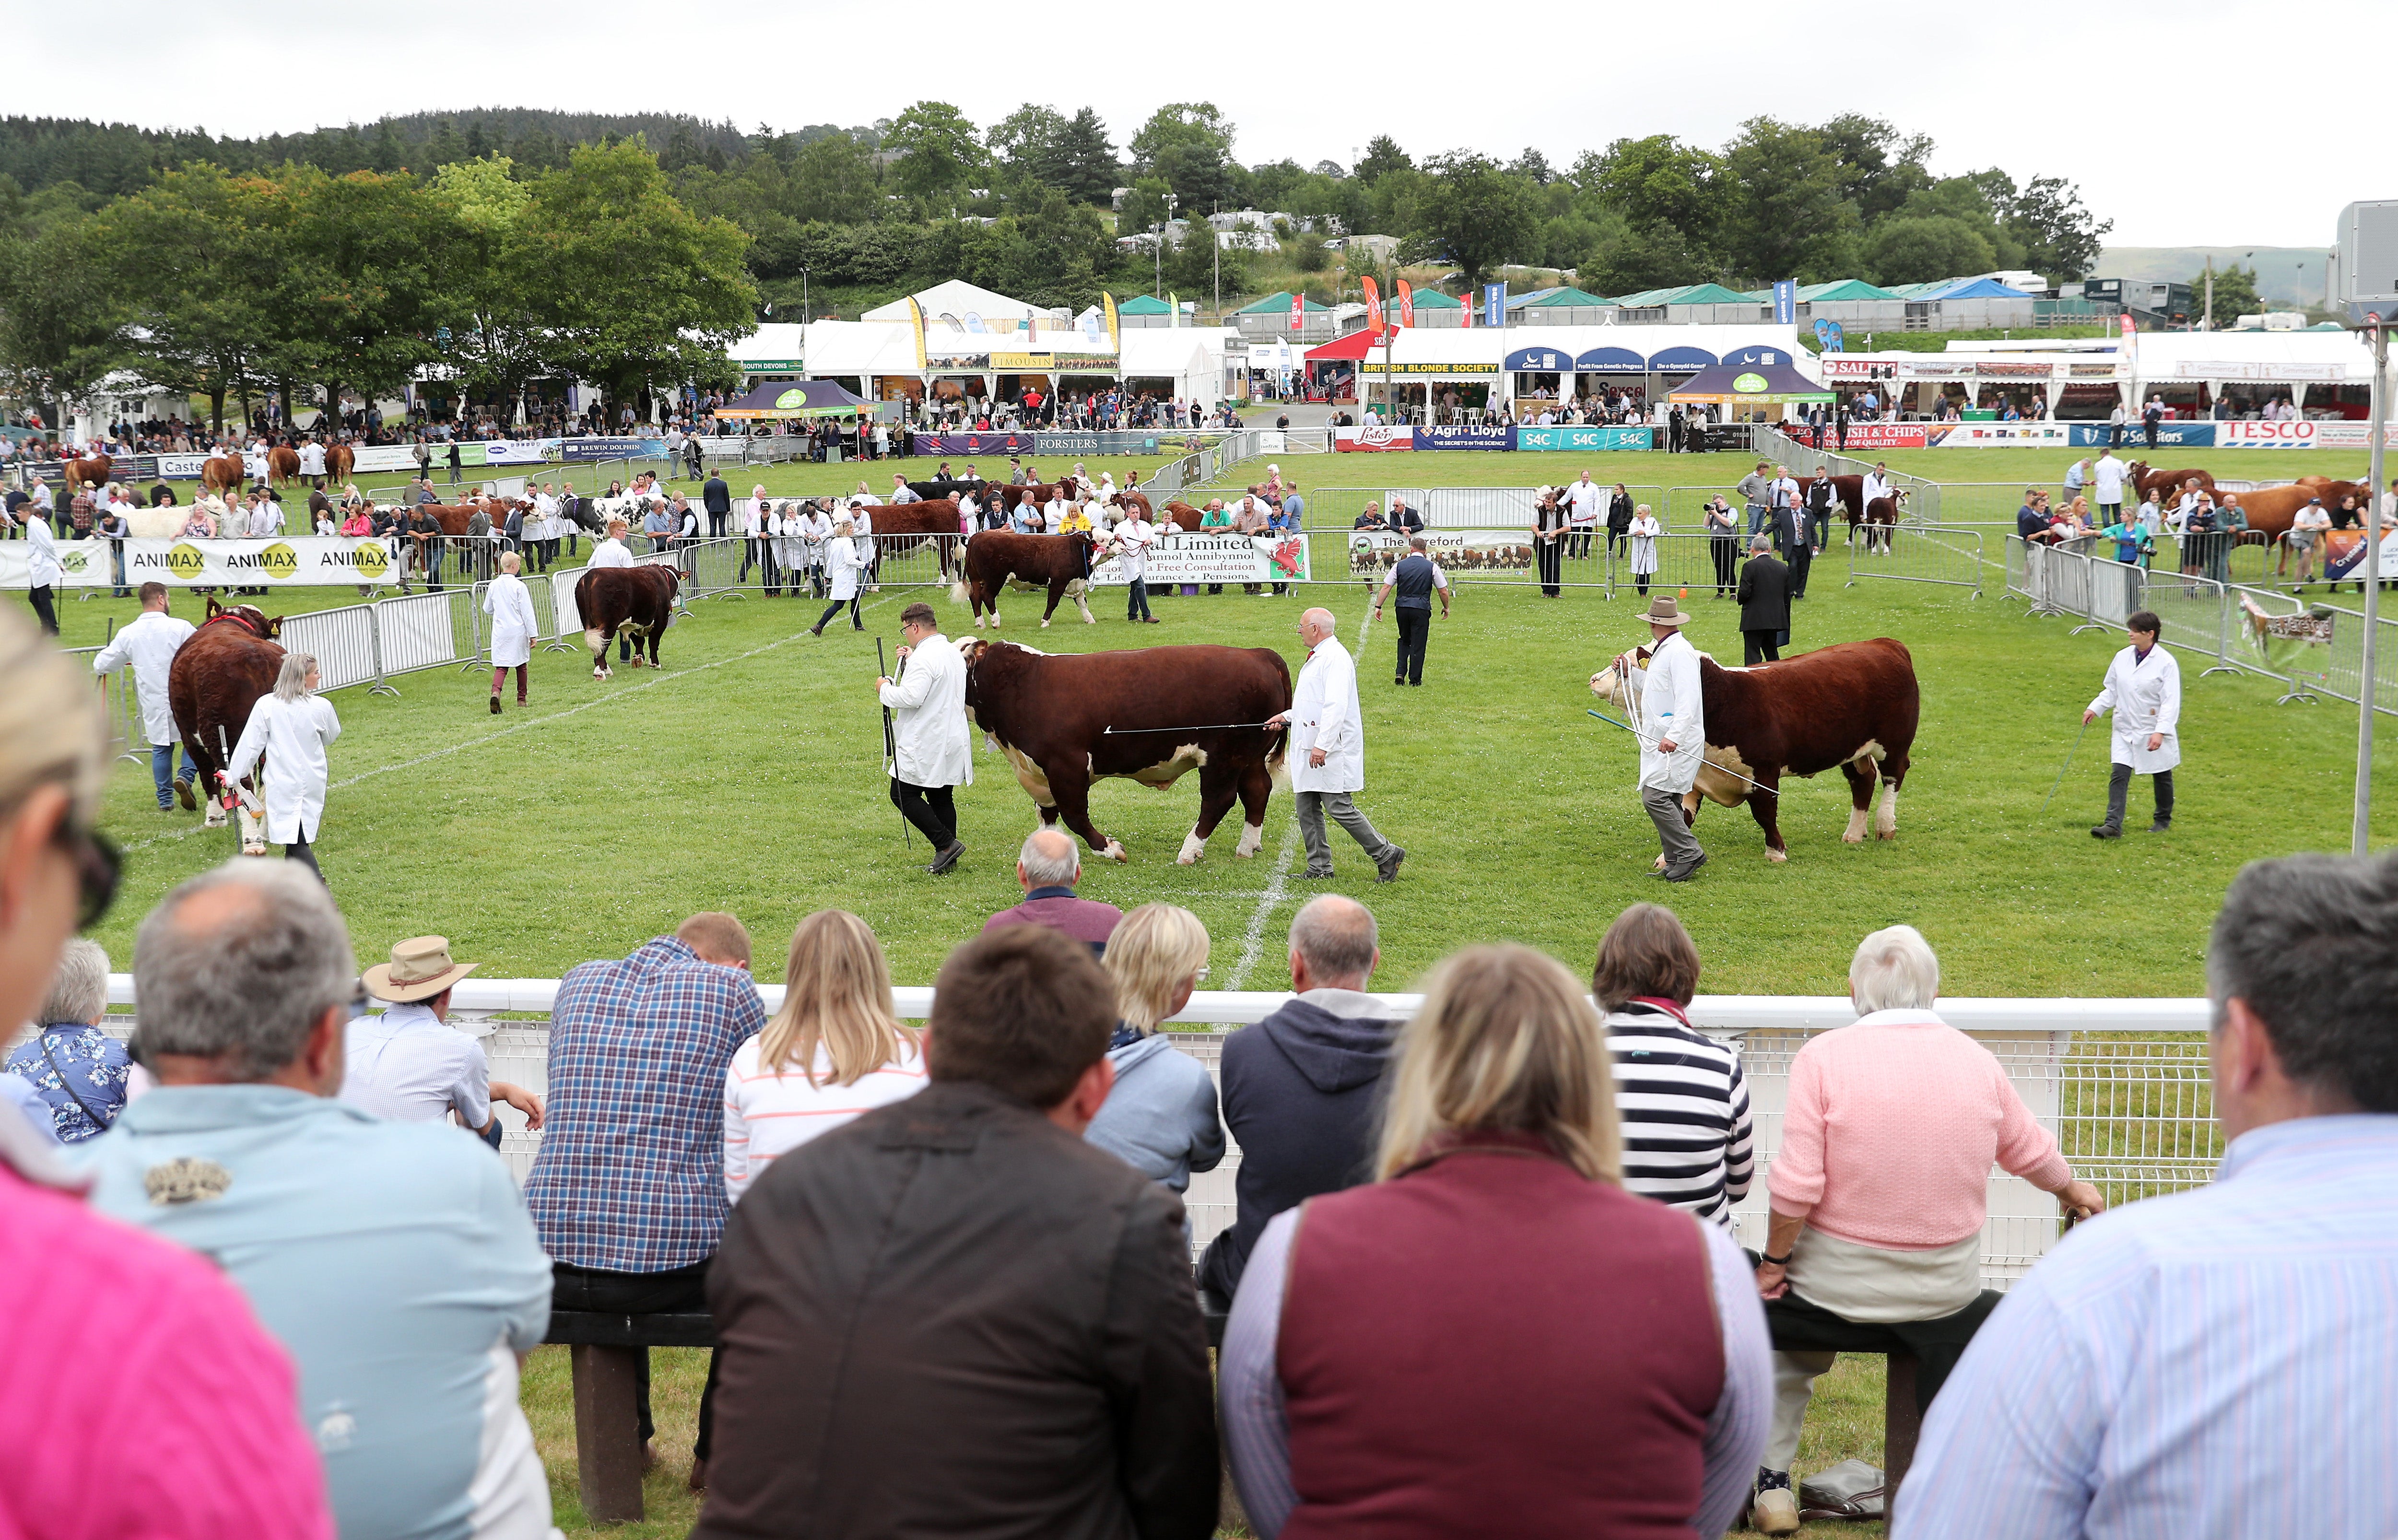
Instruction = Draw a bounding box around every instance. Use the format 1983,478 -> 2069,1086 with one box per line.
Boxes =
1746,925 -> 2105,1535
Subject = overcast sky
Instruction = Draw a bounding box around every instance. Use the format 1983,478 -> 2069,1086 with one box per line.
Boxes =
12,0 -> 2376,250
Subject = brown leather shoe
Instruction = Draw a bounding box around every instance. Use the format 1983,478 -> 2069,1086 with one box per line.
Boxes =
687,1458 -> 707,1493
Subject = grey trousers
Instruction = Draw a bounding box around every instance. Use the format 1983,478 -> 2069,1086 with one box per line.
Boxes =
1295,790 -> 1396,875
1643,784 -> 1704,871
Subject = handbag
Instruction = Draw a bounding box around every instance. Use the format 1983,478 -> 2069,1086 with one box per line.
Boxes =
39,1027 -> 118,1134
1798,1459 -> 1887,1520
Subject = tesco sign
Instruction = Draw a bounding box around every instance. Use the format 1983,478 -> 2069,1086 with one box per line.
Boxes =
2217,420 -> 2317,449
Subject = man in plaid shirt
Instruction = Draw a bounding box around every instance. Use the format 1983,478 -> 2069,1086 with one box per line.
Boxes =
526,912 -> 764,1488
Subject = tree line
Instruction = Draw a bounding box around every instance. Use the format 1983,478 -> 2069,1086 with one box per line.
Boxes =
0,105 -> 2116,427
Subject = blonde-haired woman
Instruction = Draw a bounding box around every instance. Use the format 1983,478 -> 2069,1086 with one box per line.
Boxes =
224,652 -> 342,880
1084,904 -> 1224,1193
722,911 -> 926,1203
1220,944 -> 1770,1540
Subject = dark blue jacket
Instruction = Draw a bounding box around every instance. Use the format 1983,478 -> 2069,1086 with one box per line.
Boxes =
1197,997 -> 1399,1298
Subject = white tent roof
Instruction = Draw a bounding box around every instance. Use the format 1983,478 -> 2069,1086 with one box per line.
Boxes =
1314,323 -> 1813,372
728,323 -> 810,367
1120,329 -> 1227,380
860,280 -> 1052,325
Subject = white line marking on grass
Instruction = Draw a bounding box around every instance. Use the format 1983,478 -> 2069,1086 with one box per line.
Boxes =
1224,821 -> 1304,989
119,599 -> 899,856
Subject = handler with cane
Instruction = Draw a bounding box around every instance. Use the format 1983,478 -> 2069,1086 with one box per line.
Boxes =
1599,595 -> 1710,882
876,601 -> 971,874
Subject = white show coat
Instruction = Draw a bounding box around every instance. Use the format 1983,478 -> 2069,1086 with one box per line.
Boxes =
482,572 -> 539,667
824,537 -> 862,600
1629,513 -> 1661,575
1566,479 -> 1604,528
24,513 -> 61,588
589,537 -> 633,569
92,609 -> 197,746
2088,642 -> 2181,773
1626,629 -> 1706,793
877,632 -> 973,788
226,691 -> 343,842
1115,517 -> 1154,580
1290,635 -> 1365,793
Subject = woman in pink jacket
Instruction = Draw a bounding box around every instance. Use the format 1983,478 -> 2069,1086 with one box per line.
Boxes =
1747,925 -> 2106,1535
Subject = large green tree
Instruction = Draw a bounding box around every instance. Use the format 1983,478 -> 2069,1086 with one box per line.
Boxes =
0,210 -> 124,429
97,164 -> 284,429
2003,175 -> 2110,283
274,166 -> 459,429
1051,108 -> 1118,204
884,101 -> 984,201
1130,103 -> 1235,212
430,156 -> 551,417
1815,114 -> 1933,226
1412,152 -> 1539,289
1354,135 -> 1410,186
1575,135 -> 1728,257
1862,216 -> 1998,287
516,139 -> 756,411
1720,118 -> 1857,283
2199,263 -> 2263,327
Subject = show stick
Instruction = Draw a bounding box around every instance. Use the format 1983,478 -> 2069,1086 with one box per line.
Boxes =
877,637 -> 910,848
1584,708 -> 1775,794
1102,720 -> 1279,735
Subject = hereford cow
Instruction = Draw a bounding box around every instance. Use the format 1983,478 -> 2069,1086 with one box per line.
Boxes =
1591,636 -> 1919,861
1858,494 -> 1905,555
2224,480 -> 2369,540
166,601 -> 285,829
865,499 -> 965,579
62,455 -> 111,494
962,639 -> 1292,864
199,454 -> 246,495
952,530 -> 1101,627
2127,461 -> 2219,503
576,564 -> 679,678
991,479 -> 1082,516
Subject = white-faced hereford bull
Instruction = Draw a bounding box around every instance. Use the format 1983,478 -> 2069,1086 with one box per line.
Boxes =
961,639 -> 1292,864
1593,637 -> 1919,861
576,564 -> 680,678
951,530 -> 1101,628
166,601 -> 284,828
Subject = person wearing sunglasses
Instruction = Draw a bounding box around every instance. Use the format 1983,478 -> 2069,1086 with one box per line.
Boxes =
0,606 -> 330,1538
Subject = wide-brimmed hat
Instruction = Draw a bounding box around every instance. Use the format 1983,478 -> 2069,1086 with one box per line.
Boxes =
362,935 -> 479,1003
1640,595 -> 1693,627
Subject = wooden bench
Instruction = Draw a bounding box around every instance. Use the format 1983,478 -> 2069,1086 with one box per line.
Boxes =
545,1310 -> 717,1524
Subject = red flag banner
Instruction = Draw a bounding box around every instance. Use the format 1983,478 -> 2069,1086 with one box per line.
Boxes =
1289,292 -> 1304,331
1396,279 -> 1414,329
1362,276 -> 1384,336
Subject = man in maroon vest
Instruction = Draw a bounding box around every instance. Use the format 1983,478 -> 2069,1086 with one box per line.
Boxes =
981,828 -> 1122,954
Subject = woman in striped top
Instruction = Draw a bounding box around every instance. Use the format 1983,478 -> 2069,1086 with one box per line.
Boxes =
1593,904 -> 1754,1225
723,911 -> 927,1203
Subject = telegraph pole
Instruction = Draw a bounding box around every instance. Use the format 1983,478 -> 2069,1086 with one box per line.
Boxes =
2357,312 -> 2389,855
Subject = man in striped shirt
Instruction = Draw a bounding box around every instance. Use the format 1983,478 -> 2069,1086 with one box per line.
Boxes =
1592,904 -> 1755,1223
1898,851 -> 2398,1538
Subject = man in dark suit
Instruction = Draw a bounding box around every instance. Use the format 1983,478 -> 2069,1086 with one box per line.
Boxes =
1738,535 -> 1793,664
1795,477 -> 1834,600
701,470 -> 731,539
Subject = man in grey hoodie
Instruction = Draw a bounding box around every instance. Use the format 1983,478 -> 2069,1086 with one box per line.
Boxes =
1197,895 -> 1399,1300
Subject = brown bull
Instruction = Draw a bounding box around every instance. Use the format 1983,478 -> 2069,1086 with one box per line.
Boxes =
199,455 -> 246,494
2225,480 -> 2369,540
267,447 -> 300,486
2128,462 -> 2220,503
1595,637 -> 1920,862
576,564 -> 679,678
62,455 -> 111,494
166,601 -> 285,824
951,530 -> 1101,628
865,500 -> 964,578
962,639 -> 1292,864
1157,500 -> 1208,532
326,443 -> 354,481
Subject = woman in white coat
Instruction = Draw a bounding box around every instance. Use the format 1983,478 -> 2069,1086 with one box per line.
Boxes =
2083,606 -> 2180,838
225,652 -> 343,880
482,550 -> 540,713
1627,503 -> 1662,597
811,517 -> 863,635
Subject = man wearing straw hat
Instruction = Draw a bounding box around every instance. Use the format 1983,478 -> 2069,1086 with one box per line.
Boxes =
345,935 -> 542,1144
1609,595 -> 1710,882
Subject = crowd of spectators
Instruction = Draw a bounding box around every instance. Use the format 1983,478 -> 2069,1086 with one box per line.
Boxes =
5,594 -> 2398,1535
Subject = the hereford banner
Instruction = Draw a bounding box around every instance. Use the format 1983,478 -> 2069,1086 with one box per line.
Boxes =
1346,528 -> 1532,578
1087,532 -> 1309,587
1333,426 -> 1415,452
1514,425 -> 1654,452
0,536 -> 400,589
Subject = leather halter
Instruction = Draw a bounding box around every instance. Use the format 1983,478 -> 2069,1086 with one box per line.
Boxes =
200,609 -> 272,640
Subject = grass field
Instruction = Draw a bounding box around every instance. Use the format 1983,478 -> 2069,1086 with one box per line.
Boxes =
64,440 -> 2388,1538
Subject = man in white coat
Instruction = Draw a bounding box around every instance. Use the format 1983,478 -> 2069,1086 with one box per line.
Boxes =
482,551 -> 540,714
22,494 -> 61,635
1265,607 -> 1405,882
877,601 -> 971,875
93,581 -> 198,810
1602,595 -> 1709,881
2084,607 -> 2179,837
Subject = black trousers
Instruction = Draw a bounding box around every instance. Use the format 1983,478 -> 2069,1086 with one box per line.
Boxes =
815,596 -> 861,631
892,778 -> 958,848
1764,1288 -> 2002,1427
1536,538 -> 1562,596
284,836 -> 325,882
1126,577 -> 1152,620
1743,629 -> 1782,665
708,509 -> 728,538
1393,606 -> 1430,683
1710,536 -> 1740,595
1789,544 -> 1814,599
27,585 -> 58,635
549,1259 -> 721,1458
2106,762 -> 2175,827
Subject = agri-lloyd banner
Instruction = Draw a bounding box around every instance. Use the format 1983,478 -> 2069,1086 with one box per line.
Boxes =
1413,425 -> 1515,451
1087,531 -> 1309,587
1333,425 -> 1415,452
1346,528 -> 1533,579
0,536 -> 401,589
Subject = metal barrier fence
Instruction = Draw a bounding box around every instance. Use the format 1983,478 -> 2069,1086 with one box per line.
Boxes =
1845,523 -> 1987,596
65,977 -> 2204,1288
62,640 -> 151,765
